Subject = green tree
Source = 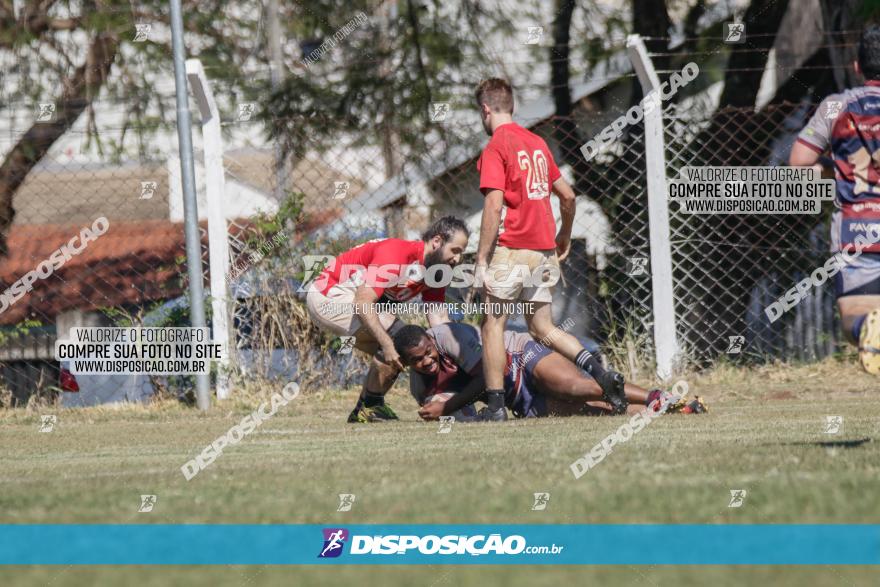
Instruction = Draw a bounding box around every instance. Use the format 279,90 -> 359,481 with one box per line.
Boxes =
0,0 -> 262,255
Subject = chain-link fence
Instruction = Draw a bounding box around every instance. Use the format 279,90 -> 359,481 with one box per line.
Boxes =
665,99 -> 839,363
0,36 -> 851,406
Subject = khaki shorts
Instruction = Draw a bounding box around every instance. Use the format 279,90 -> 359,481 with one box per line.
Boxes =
305,282 -> 401,356
484,246 -> 559,303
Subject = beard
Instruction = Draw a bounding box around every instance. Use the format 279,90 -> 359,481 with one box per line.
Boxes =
424,248 -> 449,271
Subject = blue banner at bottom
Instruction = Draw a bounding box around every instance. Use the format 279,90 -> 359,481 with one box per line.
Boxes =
1,524 -> 877,565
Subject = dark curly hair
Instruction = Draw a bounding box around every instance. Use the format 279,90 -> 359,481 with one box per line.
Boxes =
421,215 -> 469,244
392,324 -> 430,359
859,26 -> 880,81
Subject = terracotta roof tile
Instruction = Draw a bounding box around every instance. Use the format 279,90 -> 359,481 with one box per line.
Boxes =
0,219 -> 194,326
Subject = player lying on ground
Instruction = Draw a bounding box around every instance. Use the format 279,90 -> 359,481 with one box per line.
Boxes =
305,216 -> 469,423
393,322 -> 706,420
789,25 -> 880,374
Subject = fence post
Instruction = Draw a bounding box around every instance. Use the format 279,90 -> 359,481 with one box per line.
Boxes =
626,34 -> 680,380
186,59 -> 233,400
170,0 -> 211,410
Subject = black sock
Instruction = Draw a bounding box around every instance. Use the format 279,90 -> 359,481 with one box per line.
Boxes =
575,349 -> 607,378
486,389 -> 505,411
362,392 -> 385,408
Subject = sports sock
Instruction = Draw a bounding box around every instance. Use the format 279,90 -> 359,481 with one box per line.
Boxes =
486,389 -> 505,411
362,392 -> 385,408
852,314 -> 868,342
575,349 -> 607,379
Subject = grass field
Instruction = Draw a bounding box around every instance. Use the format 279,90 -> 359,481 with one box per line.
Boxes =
1,357 -> 878,585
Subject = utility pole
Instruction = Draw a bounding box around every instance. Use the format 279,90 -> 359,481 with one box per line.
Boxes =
267,0 -> 287,202
170,0 -> 211,410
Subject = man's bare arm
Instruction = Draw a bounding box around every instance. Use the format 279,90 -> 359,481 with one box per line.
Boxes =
476,189 -> 504,265
353,284 -> 403,370
552,178 -> 575,261
418,369 -> 486,420
789,141 -> 822,167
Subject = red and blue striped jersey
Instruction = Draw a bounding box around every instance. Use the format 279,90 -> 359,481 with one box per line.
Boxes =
797,81 -> 880,204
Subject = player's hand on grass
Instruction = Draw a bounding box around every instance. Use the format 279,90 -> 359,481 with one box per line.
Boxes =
417,401 -> 445,421
555,234 -> 571,262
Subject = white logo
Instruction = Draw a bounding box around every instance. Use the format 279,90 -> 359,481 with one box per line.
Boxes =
236,103 -> 256,122
337,493 -> 356,512
724,23 -> 745,44
580,62 -> 700,162
570,380 -> 689,479
404,263 -> 424,282
626,257 -> 649,277
338,336 -> 355,354
138,494 -> 157,512
531,492 -> 550,511
824,415 -> 843,434
140,181 -> 158,200
765,225 -> 880,323
438,415 -> 455,433
525,26 -> 544,45
726,335 -> 745,354
430,102 -> 450,122
728,489 -> 747,508
133,24 -> 152,42
332,181 -> 349,200
180,383 -> 300,481
350,533 -> 533,556
36,103 -> 56,122
39,415 -> 57,433
1,217 -> 110,316
298,255 -> 334,292
825,100 -> 843,120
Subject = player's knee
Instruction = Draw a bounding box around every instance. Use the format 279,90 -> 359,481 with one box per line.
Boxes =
527,321 -> 553,341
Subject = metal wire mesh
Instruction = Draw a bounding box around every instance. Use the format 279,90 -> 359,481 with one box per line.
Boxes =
0,55 -> 848,405
664,99 -> 840,363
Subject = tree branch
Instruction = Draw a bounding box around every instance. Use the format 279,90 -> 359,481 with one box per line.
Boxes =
0,30 -> 119,255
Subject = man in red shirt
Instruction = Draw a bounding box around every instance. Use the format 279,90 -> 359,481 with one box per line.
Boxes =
473,78 -> 626,420
305,216 -> 469,422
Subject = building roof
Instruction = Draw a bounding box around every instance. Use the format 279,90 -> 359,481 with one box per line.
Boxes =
13,160 -> 169,226
343,51 -> 633,214
0,206 -> 340,327
0,219 -> 193,326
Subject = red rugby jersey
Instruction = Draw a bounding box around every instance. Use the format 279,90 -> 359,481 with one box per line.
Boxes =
315,238 -> 445,302
477,122 -> 561,250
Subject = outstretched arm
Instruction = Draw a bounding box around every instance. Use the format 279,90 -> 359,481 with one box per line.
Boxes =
552,178 -> 575,261
418,366 -> 486,420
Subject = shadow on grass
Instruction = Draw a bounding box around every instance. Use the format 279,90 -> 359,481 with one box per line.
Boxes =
782,438 -> 873,449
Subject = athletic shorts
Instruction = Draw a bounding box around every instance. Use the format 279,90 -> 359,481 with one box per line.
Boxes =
484,246 -> 559,303
506,340 -> 553,418
834,252 -> 880,297
305,282 -> 404,356
830,210 -> 880,297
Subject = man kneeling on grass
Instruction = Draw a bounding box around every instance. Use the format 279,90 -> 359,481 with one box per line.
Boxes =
393,322 -> 707,420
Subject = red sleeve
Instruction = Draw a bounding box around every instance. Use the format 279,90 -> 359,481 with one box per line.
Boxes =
478,142 -> 506,195
546,147 -> 561,183
364,241 -> 406,298
421,287 -> 446,303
